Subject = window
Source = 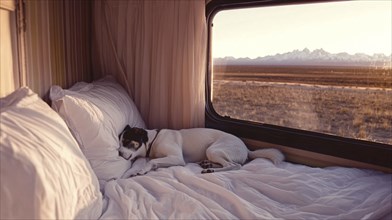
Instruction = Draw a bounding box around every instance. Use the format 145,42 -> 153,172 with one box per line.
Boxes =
206,0 -> 392,167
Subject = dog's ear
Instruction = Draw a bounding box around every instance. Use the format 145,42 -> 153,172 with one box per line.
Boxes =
139,129 -> 148,143
132,128 -> 148,144
125,127 -> 148,144
119,125 -> 131,138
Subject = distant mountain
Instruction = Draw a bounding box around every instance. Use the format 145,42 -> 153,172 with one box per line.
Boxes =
214,48 -> 392,67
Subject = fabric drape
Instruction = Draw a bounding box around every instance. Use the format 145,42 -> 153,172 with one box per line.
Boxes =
92,0 -> 207,129
23,0 -> 92,100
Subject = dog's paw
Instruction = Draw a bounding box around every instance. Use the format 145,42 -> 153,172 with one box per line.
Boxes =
136,170 -> 148,175
201,168 -> 215,174
199,160 -> 221,169
199,160 -> 214,169
137,167 -> 152,175
136,163 -> 155,175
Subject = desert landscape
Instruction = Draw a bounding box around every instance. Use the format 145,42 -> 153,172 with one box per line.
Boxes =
212,65 -> 392,145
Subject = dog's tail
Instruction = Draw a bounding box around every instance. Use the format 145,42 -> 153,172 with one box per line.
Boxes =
248,148 -> 284,165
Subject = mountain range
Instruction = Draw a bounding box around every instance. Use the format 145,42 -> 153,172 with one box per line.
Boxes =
214,48 -> 391,67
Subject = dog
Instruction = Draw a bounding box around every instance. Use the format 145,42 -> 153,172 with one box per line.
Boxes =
118,125 -> 284,175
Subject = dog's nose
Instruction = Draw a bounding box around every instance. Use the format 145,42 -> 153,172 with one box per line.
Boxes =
119,151 -> 133,160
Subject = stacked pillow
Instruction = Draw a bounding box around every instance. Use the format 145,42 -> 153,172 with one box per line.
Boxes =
50,76 -> 146,181
0,87 -> 102,219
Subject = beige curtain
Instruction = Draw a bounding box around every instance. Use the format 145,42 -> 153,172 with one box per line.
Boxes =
92,0 -> 207,129
23,0 -> 92,100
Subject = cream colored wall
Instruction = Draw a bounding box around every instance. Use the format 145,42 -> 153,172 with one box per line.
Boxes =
0,0 -> 15,11
0,3 -> 19,97
0,0 -> 93,100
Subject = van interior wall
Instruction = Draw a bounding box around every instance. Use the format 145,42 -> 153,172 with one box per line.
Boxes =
244,139 -> 391,173
0,2 -> 18,97
0,0 -> 93,100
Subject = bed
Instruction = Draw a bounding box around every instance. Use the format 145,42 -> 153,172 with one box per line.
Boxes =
1,76 -> 391,219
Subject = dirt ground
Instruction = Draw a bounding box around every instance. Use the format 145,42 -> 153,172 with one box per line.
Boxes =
212,79 -> 392,145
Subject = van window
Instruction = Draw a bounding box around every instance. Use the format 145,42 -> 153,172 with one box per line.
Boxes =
210,1 -> 391,145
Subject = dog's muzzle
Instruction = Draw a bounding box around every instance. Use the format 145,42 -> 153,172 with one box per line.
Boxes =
118,147 -> 134,160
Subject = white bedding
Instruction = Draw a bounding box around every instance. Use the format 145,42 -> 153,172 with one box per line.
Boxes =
100,158 -> 392,219
3,80 -> 390,219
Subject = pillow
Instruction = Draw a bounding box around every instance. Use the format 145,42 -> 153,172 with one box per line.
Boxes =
0,87 -> 102,219
50,75 -> 146,181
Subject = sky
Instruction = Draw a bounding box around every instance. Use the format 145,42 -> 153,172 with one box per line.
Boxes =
211,0 -> 392,59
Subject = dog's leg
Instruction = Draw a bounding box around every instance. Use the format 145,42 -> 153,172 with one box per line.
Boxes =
201,144 -> 247,174
201,161 -> 242,173
202,151 -> 243,173
137,156 -> 186,175
121,158 -> 148,178
202,151 -> 243,174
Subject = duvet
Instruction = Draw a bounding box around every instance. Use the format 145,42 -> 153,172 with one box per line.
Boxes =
100,158 -> 392,219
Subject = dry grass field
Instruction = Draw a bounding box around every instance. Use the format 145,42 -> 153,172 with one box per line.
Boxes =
212,65 -> 392,145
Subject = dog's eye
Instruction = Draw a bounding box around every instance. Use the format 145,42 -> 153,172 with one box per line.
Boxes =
123,139 -> 133,147
130,141 -> 140,149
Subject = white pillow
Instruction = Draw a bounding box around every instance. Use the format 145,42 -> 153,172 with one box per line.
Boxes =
50,75 -> 146,181
0,87 -> 102,219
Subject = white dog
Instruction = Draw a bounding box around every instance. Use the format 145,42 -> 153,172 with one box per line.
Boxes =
119,125 -> 284,175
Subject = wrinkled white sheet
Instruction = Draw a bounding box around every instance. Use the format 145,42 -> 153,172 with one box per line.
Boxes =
100,158 -> 392,219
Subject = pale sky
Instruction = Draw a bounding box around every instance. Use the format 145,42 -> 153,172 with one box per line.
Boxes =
212,0 -> 392,59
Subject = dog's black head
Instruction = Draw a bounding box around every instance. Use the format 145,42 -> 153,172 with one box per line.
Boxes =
118,125 -> 149,160
120,125 -> 148,148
